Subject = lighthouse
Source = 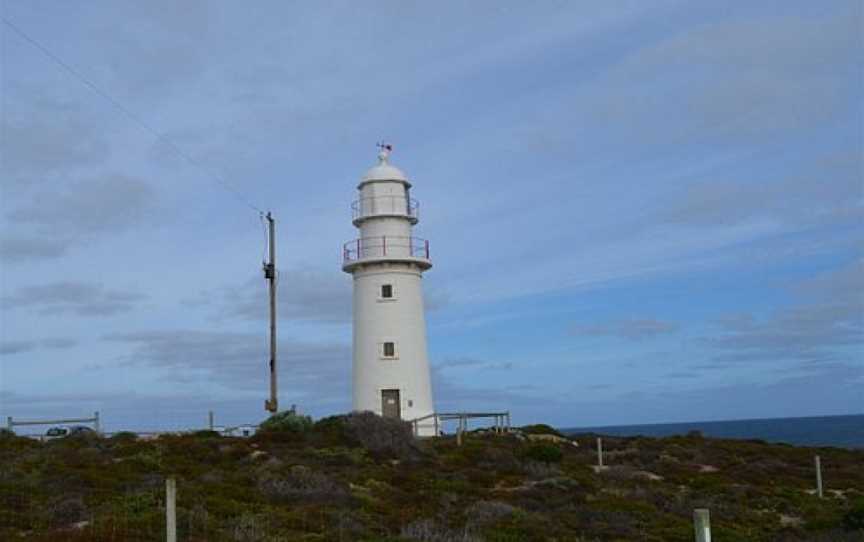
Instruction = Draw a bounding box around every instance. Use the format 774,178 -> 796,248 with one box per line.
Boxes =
342,145 -> 436,435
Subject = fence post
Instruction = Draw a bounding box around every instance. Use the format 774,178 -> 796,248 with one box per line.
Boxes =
6,416 -> 11,431
597,437 -> 604,467
166,478 -> 177,542
693,508 -> 710,542
815,455 -> 823,498
94,411 -> 100,433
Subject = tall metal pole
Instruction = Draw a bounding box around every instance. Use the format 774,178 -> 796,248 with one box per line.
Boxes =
264,212 -> 278,413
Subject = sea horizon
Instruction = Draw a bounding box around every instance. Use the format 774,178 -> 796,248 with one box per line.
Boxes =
562,413 -> 864,449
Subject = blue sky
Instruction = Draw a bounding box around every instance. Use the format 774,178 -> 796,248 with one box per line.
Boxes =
1,1 -> 861,432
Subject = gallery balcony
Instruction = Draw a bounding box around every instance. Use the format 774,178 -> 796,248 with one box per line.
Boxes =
342,236 -> 432,272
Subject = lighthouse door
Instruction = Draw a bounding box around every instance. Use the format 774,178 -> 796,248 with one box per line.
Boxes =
381,389 -> 401,419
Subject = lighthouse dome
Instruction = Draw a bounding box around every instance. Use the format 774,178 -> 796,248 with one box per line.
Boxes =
361,149 -> 408,183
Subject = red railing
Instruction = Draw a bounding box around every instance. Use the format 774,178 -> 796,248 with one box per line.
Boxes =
343,236 -> 430,263
351,196 -> 419,221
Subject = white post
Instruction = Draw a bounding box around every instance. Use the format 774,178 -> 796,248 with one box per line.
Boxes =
815,455 -> 823,498
597,437 -> 604,467
166,478 -> 176,542
693,509 -> 710,542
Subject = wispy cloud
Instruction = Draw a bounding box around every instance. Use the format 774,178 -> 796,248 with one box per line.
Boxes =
573,319 -> 679,341
0,338 -> 78,356
104,329 -> 351,403
2,282 -> 147,317
0,237 -> 71,262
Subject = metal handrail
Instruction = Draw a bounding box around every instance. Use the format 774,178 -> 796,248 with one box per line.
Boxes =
7,411 -> 101,433
351,196 -> 419,221
343,236 -> 430,262
408,411 -> 512,438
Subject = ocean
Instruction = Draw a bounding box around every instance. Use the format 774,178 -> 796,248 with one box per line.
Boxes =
562,414 -> 864,449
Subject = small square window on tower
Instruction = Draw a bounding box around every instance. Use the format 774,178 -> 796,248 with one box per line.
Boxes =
381,284 -> 393,299
382,341 -> 396,358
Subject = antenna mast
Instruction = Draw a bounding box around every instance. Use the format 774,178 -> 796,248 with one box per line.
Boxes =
263,212 -> 278,413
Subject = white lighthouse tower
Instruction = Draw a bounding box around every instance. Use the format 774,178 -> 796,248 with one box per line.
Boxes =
342,145 -> 435,434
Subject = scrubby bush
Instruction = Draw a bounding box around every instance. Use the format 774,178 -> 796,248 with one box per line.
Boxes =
523,460 -> 563,480
110,431 -> 138,441
347,411 -> 423,459
466,500 -> 518,527
258,465 -> 347,503
843,498 -> 864,531
520,424 -> 564,437
401,518 -> 481,542
50,496 -> 87,527
3,414 -> 862,541
259,411 -> 313,434
476,446 -> 521,473
231,512 -> 267,542
191,430 -> 221,438
522,443 -> 563,464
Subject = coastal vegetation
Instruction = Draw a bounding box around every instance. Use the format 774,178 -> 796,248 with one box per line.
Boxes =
1,412 -> 862,541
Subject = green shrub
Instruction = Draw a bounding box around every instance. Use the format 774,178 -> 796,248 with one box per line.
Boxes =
259,411 -> 313,434
343,411 -> 422,461
844,497 -> 864,531
257,465 -> 348,503
110,431 -> 139,441
191,430 -> 221,438
522,443 -> 563,464
519,424 -> 564,437
310,412 -> 422,461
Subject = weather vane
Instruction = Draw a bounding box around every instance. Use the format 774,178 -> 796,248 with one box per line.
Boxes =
377,141 -> 394,161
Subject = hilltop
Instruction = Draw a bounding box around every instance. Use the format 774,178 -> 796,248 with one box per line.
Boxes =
1,412 -> 862,541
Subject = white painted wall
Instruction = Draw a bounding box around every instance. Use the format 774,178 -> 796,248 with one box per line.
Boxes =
345,161 -> 436,436
352,264 -> 434,429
